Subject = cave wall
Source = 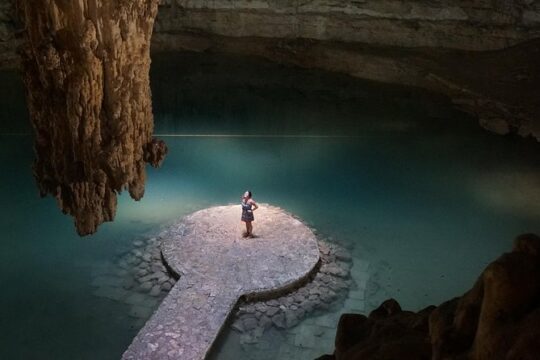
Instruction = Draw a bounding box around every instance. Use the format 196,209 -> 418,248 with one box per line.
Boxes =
149,0 -> 540,141
2,1 -> 540,139
0,1 -> 18,69
154,0 -> 540,51
2,0 -> 539,66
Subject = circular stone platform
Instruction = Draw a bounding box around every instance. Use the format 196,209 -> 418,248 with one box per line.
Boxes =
123,204 -> 320,360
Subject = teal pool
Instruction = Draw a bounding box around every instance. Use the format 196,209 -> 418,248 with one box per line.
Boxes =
0,53 -> 538,359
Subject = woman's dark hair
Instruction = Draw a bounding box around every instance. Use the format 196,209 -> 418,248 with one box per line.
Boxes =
246,190 -> 252,198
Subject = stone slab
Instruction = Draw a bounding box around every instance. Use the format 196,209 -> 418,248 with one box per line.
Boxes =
123,204 -> 320,359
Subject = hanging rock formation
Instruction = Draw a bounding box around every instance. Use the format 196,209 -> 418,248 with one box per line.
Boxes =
17,0 -> 167,235
318,233 -> 540,360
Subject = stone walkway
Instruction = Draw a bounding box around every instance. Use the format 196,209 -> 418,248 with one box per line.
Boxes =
122,204 -> 320,360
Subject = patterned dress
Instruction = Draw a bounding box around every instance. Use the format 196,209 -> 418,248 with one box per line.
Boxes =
241,200 -> 254,222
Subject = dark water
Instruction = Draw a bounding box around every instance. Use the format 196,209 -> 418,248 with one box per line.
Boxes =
0,53 -> 538,359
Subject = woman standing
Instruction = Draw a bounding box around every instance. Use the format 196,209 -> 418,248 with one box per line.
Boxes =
241,190 -> 258,238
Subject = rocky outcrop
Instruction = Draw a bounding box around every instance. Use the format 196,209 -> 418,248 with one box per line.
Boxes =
319,233 -> 540,360
155,0 -> 540,51
17,1 -> 167,235
0,0 -> 18,69
3,0 -> 540,59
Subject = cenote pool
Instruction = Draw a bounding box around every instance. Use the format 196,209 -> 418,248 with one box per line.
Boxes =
0,53 -> 539,359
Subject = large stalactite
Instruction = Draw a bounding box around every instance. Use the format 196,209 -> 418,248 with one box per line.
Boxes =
16,0 -> 167,236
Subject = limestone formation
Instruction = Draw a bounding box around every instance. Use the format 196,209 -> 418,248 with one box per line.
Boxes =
155,0 -> 540,51
319,233 -> 540,360
16,0 -> 167,235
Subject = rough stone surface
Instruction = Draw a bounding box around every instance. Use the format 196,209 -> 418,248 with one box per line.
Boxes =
16,0 -> 168,235
4,0 -> 540,65
123,204 -> 321,360
154,0 -> 540,51
0,1 -> 17,69
320,233 -> 540,360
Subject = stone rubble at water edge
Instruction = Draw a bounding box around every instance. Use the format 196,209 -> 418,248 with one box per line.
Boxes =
90,231 -> 353,339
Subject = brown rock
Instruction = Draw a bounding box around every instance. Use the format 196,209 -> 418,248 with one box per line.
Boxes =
323,233 -> 540,360
334,314 -> 370,359
16,0 -> 166,235
368,298 -> 402,319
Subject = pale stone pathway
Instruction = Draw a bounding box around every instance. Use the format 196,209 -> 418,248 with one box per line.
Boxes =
122,204 -> 320,359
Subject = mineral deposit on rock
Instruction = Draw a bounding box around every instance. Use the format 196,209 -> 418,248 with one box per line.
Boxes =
16,0 -> 167,235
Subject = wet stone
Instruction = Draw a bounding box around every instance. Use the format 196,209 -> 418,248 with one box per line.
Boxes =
266,306 -> 279,317
122,277 -> 135,290
149,285 -> 161,297
259,315 -> 272,330
255,303 -> 268,313
161,282 -> 172,292
285,312 -> 299,328
243,317 -> 258,331
136,269 -> 148,277
140,281 -> 153,292
133,240 -> 145,247
142,253 -> 152,262
272,313 -> 286,329
231,320 -> 244,333
231,238 -> 353,338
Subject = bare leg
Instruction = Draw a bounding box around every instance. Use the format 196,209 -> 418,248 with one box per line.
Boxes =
242,222 -> 249,237
247,222 -> 253,237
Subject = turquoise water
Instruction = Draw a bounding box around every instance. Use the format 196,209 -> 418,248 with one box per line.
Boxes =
1,53 -> 539,359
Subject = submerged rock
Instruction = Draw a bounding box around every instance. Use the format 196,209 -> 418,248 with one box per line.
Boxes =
231,238 -> 352,339
90,232 -> 177,324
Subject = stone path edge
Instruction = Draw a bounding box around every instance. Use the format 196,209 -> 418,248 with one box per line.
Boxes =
159,205 -> 322,357
160,204 -> 322,303
125,204 -> 322,359
198,257 -> 322,359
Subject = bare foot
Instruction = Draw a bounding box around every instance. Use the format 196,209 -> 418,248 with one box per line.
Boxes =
242,231 -> 249,238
